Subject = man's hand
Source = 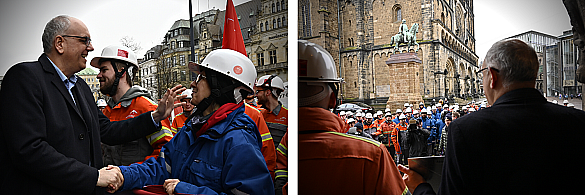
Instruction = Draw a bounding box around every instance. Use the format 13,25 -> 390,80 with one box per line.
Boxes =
152,85 -> 187,123
397,164 -> 425,192
97,165 -> 124,193
163,179 -> 180,195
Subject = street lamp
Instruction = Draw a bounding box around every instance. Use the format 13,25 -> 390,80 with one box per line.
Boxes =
433,69 -> 448,98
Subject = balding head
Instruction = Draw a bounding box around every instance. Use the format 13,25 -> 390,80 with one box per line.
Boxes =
484,39 -> 539,88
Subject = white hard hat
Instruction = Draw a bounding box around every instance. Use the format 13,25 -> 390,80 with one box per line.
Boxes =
563,100 -> 569,104
347,118 -> 356,123
419,102 -> 425,106
431,106 -> 437,110
552,100 -> 558,104
376,110 -> 383,116
421,108 -> 427,113
385,112 -> 392,117
346,111 -> 353,116
365,113 -> 373,119
96,99 -> 107,107
413,110 -> 419,115
396,109 -> 402,113
399,114 -> 407,120
339,111 -> 346,115
568,103 -> 575,108
385,108 -> 391,113
356,112 -> 362,117
404,103 -> 410,107
426,110 -> 432,115
405,107 -> 412,113
196,49 -> 257,92
256,74 -> 285,91
181,89 -> 193,99
298,40 -> 343,83
91,45 -> 138,68
469,107 -> 476,112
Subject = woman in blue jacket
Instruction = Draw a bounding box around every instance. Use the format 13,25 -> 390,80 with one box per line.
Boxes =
111,49 -> 274,195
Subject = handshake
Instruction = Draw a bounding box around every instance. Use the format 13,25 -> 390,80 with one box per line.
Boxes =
96,165 -> 124,193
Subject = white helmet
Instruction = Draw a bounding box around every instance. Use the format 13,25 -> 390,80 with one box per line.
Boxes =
405,107 -> 412,113
298,40 -> 343,83
96,99 -> 107,107
399,114 -> 407,120
365,113 -> 373,119
413,110 -> 419,115
404,103 -> 410,107
396,109 -> 402,113
181,89 -> 193,99
355,112 -> 362,117
563,100 -> 569,104
426,110 -> 432,115
421,108 -> 427,113
347,118 -> 356,123
196,49 -> 256,92
91,45 -> 138,68
256,74 -> 285,91
376,110 -> 383,116
339,111 -> 346,116
385,108 -> 391,113
385,112 -> 393,117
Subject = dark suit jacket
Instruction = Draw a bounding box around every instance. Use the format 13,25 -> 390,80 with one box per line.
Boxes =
413,88 -> 585,195
0,54 -> 160,195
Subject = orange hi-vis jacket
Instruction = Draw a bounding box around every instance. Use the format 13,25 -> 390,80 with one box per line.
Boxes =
299,107 -> 408,195
275,132 -> 288,194
102,89 -> 173,165
364,121 -> 381,137
378,120 -> 396,146
245,103 -> 277,179
391,123 -> 408,154
261,102 -> 288,148
170,112 -> 188,135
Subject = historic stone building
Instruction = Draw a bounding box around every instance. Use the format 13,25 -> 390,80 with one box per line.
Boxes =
138,45 -> 162,98
249,0 -> 289,81
300,0 -> 480,106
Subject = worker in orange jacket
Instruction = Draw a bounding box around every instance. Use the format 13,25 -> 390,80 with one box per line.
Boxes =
170,89 -> 194,135
392,114 -> 409,165
244,101 -> 277,179
274,132 -> 288,195
93,45 -> 173,167
298,39 -> 408,195
255,74 -> 288,148
378,112 -> 397,159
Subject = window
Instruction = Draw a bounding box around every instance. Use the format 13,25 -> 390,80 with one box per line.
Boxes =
281,0 -> 285,10
172,56 -> 176,67
180,55 -> 185,66
269,50 -> 277,64
265,21 -> 269,30
397,8 -> 402,21
178,41 -> 184,48
282,17 -> 286,26
277,18 -> 281,28
181,70 -> 186,81
393,5 -> 402,22
272,3 -> 275,13
257,53 -> 264,66
260,23 -> 264,31
277,2 -> 280,12
174,29 -> 178,36
171,41 -> 176,49
273,19 -> 276,29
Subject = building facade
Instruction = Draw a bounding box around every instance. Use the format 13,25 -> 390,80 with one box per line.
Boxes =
250,0 -> 288,80
138,45 -> 162,98
76,68 -> 101,102
300,0 -> 479,105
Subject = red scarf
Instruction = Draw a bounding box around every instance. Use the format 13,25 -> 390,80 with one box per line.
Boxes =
195,102 -> 243,138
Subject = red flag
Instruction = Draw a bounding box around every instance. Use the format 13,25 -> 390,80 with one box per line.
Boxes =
222,0 -> 247,56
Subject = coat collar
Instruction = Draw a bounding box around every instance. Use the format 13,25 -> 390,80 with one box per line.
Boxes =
492,88 -> 546,107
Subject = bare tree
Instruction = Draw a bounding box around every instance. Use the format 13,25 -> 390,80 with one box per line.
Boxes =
120,36 -> 142,52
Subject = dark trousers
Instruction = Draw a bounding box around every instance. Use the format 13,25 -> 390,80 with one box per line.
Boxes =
386,145 -> 396,162
398,149 -> 409,165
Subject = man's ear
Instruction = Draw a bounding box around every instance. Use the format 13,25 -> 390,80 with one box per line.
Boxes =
55,36 -> 65,54
489,68 -> 498,89
328,91 -> 337,109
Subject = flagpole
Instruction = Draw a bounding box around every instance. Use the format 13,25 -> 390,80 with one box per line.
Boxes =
189,0 -> 195,63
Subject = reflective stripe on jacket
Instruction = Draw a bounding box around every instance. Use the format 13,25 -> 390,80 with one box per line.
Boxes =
245,103 -> 277,179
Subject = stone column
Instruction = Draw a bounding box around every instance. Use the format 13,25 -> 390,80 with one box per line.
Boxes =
385,52 -> 424,111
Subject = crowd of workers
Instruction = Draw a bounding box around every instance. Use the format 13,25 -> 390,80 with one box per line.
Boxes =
339,100 -> 485,164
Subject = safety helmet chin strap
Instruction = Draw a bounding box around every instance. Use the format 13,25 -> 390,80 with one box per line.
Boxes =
104,60 -> 128,97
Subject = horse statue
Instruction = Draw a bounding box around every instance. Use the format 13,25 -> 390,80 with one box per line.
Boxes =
390,23 -> 419,54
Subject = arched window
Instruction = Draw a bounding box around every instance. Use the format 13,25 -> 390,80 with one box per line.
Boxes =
281,0 -> 286,10
393,5 -> 402,22
272,3 -> 275,13
260,22 -> 264,31
277,2 -> 280,12
265,21 -> 269,30
273,19 -> 276,29
277,18 -> 281,28
282,17 -> 286,26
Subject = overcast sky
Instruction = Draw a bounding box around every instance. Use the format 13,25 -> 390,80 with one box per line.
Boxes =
0,0 -> 574,76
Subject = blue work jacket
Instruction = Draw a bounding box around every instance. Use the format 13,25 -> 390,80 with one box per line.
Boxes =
119,104 -> 274,194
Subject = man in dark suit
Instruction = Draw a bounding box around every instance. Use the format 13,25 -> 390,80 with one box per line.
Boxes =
0,15 -> 184,195
399,39 -> 585,194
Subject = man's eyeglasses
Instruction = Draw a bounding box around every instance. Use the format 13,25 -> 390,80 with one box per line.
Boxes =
195,74 -> 207,84
477,67 -> 500,75
255,89 -> 268,95
61,35 -> 91,47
